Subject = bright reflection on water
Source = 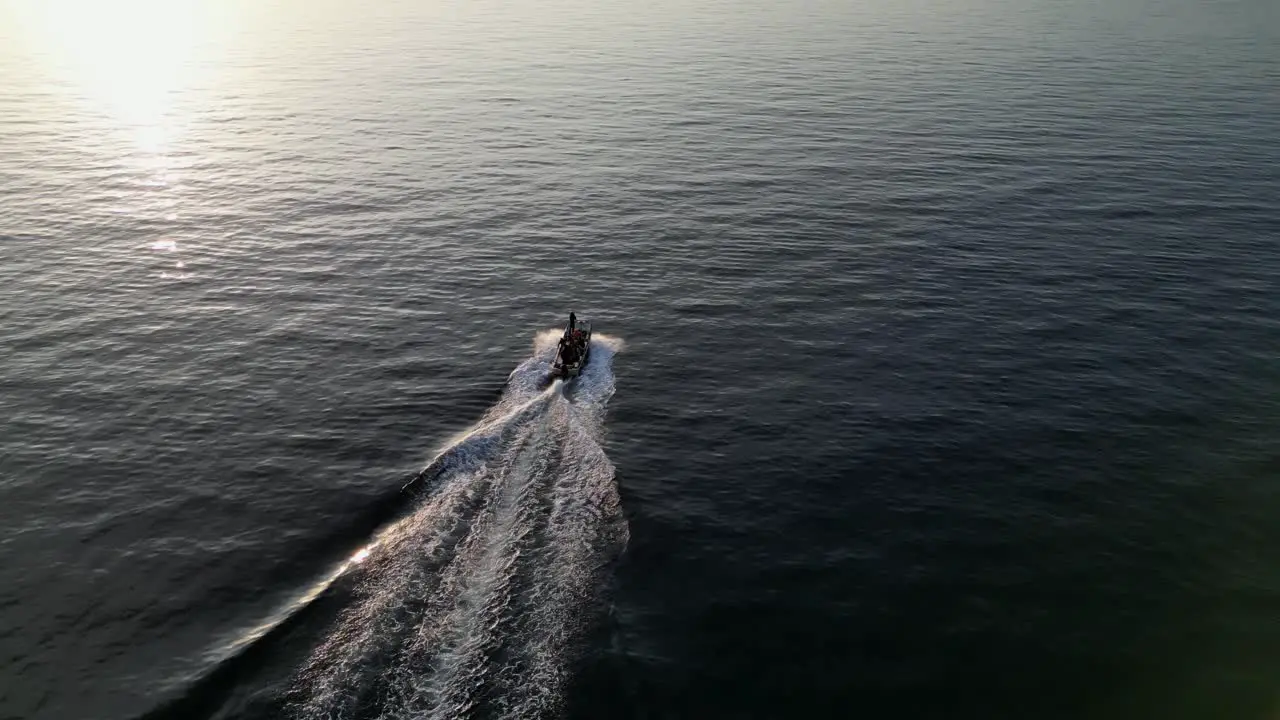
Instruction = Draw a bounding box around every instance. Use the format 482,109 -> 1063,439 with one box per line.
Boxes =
5,0 -> 243,278
7,0 -> 205,149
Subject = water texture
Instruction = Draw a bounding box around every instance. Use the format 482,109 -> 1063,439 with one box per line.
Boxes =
1,0 -> 1278,718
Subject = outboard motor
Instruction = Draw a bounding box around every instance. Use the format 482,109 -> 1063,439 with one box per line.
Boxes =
569,312 -> 576,331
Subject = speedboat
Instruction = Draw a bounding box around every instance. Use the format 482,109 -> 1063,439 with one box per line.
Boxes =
551,312 -> 592,379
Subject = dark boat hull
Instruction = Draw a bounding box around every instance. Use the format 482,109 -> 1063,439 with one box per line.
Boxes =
551,315 -> 592,379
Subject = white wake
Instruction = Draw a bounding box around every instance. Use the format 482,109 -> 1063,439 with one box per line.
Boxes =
288,331 -> 627,720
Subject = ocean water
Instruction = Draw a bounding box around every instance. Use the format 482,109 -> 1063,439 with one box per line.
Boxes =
1,0 -> 1279,718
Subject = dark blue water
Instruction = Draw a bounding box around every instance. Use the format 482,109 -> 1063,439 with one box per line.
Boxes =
1,0 -> 1279,718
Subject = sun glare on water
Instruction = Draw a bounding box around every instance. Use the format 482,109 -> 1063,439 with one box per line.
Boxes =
7,0 -> 216,152
5,0 -> 245,276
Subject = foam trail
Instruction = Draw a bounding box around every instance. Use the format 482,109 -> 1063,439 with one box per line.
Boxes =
287,332 -> 627,720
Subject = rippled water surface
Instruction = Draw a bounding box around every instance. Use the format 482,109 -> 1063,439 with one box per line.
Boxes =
2,0 -> 1279,718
